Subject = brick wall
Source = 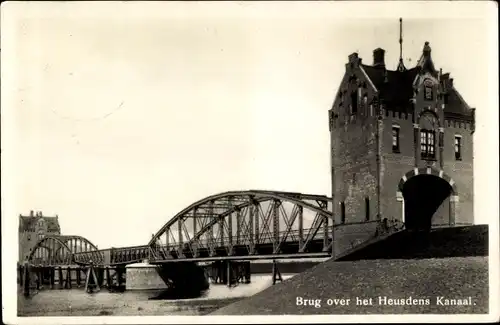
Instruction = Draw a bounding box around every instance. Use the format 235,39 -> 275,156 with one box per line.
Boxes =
381,114 -> 415,222
442,122 -> 474,224
331,116 -> 379,224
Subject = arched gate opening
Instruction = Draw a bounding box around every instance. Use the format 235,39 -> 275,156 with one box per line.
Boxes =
398,168 -> 458,232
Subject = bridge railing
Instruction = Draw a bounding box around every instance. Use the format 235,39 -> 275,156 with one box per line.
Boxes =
39,219 -> 405,266
148,226 -> 336,261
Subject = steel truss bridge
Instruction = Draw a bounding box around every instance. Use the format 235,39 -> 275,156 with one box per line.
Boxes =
27,190 -> 404,268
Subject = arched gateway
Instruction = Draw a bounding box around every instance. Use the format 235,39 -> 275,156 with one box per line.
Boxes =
396,167 -> 458,231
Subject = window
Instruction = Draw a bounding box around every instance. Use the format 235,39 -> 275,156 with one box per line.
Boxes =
365,197 -> 370,221
27,234 -> 31,241
455,136 -> 462,160
340,202 -> 346,224
423,79 -> 434,101
351,91 -> 358,114
392,126 -> 400,153
421,129 -> 436,159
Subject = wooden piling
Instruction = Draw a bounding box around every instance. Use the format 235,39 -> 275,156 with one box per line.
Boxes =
58,267 -> 63,289
65,266 -> 72,289
105,267 -> 111,288
35,268 -> 40,290
85,263 -> 100,293
76,267 -> 81,287
244,261 -> 251,284
226,261 -> 232,287
50,267 -> 55,289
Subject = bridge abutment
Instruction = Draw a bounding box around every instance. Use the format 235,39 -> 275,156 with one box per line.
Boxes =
125,262 -> 169,290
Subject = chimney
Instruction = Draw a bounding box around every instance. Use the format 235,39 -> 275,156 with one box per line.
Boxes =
373,48 -> 385,68
30,210 -> 34,217
348,52 -> 361,68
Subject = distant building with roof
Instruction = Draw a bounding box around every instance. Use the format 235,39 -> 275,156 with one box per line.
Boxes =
329,19 -> 474,231
18,210 -> 61,263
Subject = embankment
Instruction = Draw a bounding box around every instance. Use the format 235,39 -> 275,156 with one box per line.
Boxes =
212,225 -> 489,315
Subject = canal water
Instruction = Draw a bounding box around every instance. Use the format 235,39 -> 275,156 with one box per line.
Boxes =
18,274 -> 295,316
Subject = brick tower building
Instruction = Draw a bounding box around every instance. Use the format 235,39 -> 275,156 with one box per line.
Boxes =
18,210 -> 61,263
329,20 -> 474,231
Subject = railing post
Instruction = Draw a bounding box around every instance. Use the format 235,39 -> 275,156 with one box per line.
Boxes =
298,206 -> 304,251
178,217 -> 183,257
248,198 -> 254,254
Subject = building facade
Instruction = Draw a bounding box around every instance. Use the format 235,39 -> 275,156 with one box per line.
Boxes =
329,39 -> 474,231
18,210 -> 61,263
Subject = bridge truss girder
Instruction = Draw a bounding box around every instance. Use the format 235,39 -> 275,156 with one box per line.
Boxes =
28,235 -> 100,267
148,190 -> 334,261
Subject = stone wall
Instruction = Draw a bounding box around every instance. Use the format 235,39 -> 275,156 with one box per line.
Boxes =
125,263 -> 168,290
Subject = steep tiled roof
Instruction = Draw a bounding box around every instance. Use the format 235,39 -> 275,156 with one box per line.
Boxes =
361,64 -> 472,119
444,87 -> 473,119
361,65 -> 418,113
18,215 -> 61,233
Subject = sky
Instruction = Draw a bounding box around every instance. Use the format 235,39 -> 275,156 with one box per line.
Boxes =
2,1 -> 498,249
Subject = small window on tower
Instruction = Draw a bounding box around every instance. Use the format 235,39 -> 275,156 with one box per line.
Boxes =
340,202 -> 346,224
455,135 -> 462,160
365,197 -> 370,221
392,126 -> 400,153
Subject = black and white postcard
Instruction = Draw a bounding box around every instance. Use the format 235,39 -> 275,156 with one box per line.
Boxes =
1,1 -> 498,324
